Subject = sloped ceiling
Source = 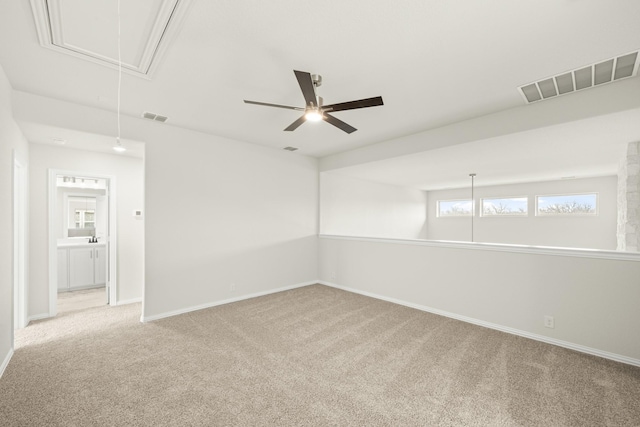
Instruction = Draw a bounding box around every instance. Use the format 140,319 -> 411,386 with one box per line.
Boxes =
0,0 -> 639,187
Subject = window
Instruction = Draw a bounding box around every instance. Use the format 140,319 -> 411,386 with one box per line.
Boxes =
481,197 -> 528,217
74,209 -> 95,228
536,193 -> 597,216
437,199 -> 473,217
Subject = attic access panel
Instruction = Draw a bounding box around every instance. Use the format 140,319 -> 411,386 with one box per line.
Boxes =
30,0 -> 192,78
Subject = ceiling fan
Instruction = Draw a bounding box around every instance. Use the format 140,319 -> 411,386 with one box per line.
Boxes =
244,70 -> 383,134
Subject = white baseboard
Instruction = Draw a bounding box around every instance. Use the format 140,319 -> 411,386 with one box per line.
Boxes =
27,312 -> 50,326
319,281 -> 640,368
141,281 -> 318,323
115,297 -> 141,306
1,348 -> 14,379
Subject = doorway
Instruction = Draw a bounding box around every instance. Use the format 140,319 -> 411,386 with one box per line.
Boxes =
13,153 -> 27,330
48,170 -> 117,316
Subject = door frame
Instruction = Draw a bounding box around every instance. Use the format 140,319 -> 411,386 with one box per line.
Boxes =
48,169 -> 117,316
13,152 -> 27,330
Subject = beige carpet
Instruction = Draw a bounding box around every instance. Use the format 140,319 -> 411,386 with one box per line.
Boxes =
57,287 -> 107,314
1,285 -> 639,426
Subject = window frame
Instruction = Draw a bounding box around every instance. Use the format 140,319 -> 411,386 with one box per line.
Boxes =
535,192 -> 599,217
436,199 -> 474,218
480,196 -> 529,218
74,209 -> 96,228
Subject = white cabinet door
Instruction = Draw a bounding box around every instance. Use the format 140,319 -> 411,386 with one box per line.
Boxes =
57,248 -> 69,290
69,247 -> 95,289
94,246 -> 107,285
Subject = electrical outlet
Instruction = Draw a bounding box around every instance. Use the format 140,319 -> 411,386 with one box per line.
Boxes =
544,315 -> 554,329
230,283 -> 236,292
330,271 -> 336,281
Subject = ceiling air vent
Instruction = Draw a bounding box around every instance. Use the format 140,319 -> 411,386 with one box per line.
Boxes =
142,112 -> 169,123
519,50 -> 639,104
283,146 -> 298,151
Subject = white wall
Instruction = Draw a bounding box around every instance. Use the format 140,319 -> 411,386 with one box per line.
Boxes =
143,125 -> 319,319
320,172 -> 427,239
0,64 -> 29,376
12,91 -> 320,323
427,176 -> 618,250
319,236 -> 640,364
29,143 -> 144,315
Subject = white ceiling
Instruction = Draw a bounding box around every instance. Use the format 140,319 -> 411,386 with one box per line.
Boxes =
1,0 -> 639,188
18,122 -> 146,159
327,109 -> 640,190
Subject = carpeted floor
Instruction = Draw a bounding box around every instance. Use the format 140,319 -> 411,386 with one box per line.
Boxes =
1,284 -> 639,426
57,287 -> 107,314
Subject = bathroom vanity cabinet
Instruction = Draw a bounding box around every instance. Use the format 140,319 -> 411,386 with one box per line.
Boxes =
57,243 -> 106,291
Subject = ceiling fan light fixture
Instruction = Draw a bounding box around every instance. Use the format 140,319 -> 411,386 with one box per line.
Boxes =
245,70 -> 383,133
305,109 -> 322,122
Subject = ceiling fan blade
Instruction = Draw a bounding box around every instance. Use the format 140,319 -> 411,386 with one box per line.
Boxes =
284,115 -> 306,132
323,113 -> 357,134
322,96 -> 384,112
293,70 -> 318,108
244,100 -> 304,111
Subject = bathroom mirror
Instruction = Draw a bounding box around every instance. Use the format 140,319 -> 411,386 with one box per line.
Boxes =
67,196 -> 97,237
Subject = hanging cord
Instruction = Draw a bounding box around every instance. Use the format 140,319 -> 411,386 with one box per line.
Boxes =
115,0 -> 124,150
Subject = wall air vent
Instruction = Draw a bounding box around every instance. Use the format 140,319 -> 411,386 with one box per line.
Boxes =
283,146 -> 298,151
519,50 -> 639,104
142,112 -> 169,123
